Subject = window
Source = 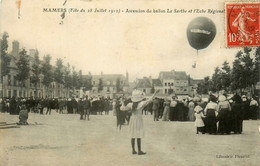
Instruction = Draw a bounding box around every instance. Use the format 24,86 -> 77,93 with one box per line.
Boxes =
168,83 -> 171,86
143,89 -> 146,93
184,89 -> 187,91
165,83 -> 167,86
165,89 -> 167,93
8,75 -> 11,86
13,90 -> 17,97
171,83 -> 174,86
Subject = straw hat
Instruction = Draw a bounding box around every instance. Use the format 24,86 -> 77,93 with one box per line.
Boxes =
194,97 -> 201,102
131,90 -> 145,102
218,95 -> 226,102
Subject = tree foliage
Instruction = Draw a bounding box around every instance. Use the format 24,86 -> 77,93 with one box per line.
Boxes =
197,76 -> 211,94
98,78 -> 103,92
30,50 -> 41,88
82,74 -> 92,92
197,47 -> 259,95
72,66 -> 78,89
77,70 -> 83,89
41,55 -> 53,87
16,49 -> 30,86
1,32 -> 11,77
54,58 -> 64,84
64,63 -> 72,89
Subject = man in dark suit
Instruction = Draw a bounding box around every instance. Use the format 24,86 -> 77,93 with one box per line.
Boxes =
83,96 -> 91,120
78,98 -> 84,120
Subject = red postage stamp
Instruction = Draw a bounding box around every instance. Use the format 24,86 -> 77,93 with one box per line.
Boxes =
226,2 -> 260,47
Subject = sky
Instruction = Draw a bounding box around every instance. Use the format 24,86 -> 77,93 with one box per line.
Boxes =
0,0 -> 241,81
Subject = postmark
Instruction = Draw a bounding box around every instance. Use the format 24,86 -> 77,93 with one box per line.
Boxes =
226,2 -> 260,47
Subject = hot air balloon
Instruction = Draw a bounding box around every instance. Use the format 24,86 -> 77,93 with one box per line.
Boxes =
187,17 -> 216,68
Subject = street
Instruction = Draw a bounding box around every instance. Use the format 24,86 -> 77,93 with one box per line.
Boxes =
0,111 -> 260,166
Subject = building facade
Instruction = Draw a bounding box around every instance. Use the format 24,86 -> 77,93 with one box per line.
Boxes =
1,41 -> 68,99
135,76 -> 164,95
90,72 -> 130,98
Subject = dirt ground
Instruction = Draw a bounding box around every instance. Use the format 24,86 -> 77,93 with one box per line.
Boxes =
0,111 -> 260,166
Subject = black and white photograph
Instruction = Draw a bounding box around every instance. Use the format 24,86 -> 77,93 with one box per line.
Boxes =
0,0 -> 259,165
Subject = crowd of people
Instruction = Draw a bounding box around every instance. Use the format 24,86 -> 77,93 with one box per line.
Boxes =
0,96 -> 112,116
0,93 -> 259,130
0,91 -> 259,155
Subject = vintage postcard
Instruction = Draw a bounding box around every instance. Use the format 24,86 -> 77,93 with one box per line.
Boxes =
0,0 -> 259,166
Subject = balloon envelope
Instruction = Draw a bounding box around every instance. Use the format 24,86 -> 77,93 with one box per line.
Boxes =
187,17 -> 216,50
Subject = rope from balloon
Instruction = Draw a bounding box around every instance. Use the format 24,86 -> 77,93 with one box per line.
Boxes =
192,50 -> 198,69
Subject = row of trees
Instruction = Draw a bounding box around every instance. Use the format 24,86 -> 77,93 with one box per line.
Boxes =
1,32 -> 93,97
197,47 -> 260,95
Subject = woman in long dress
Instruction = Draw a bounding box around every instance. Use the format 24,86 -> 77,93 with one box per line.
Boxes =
187,99 -> 195,121
204,95 -> 218,134
121,89 -> 159,155
162,99 -> 170,121
217,95 -> 231,135
230,94 -> 243,134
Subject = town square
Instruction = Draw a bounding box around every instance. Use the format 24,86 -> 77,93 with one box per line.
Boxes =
1,0 -> 260,166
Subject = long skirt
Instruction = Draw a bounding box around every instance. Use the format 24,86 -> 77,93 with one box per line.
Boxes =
205,109 -> 217,134
217,108 -> 230,134
169,107 -> 174,121
188,108 -> 195,121
172,107 -> 178,121
162,107 -> 170,121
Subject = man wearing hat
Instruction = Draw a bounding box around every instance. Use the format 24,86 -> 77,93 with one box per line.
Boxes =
152,97 -> 160,121
121,89 -> 159,155
78,98 -> 84,120
83,96 -> 91,120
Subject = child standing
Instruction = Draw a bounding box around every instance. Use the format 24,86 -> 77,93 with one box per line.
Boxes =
194,104 -> 206,134
121,89 -> 159,155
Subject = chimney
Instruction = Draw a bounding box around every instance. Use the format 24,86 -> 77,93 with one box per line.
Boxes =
12,41 -> 19,57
